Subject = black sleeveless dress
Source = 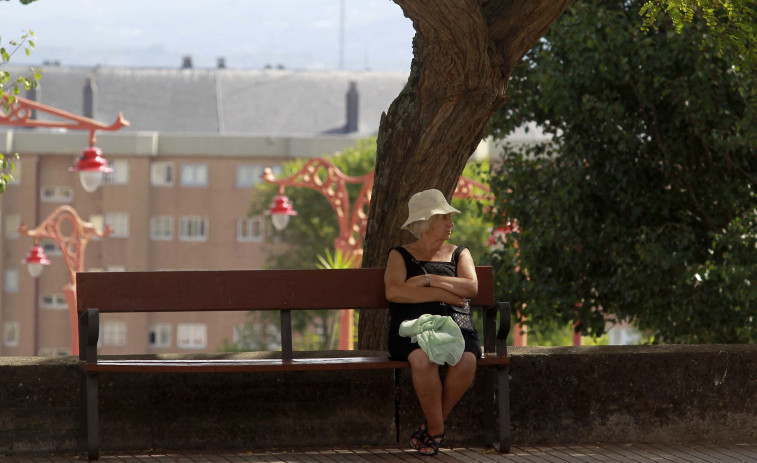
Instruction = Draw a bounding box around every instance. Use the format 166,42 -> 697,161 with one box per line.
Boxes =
387,246 -> 482,361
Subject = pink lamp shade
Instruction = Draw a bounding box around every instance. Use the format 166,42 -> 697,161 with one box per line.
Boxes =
22,245 -> 51,278
69,146 -> 113,192
266,194 -> 298,231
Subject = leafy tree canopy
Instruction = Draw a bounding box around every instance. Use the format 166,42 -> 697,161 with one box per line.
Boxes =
1,29 -> 39,104
250,138 -> 494,270
249,138 -> 377,270
1,29 -> 40,193
244,139 -> 493,350
487,0 -> 756,343
640,0 -> 757,73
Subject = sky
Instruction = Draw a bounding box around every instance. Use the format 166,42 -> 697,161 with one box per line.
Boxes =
1,0 -> 415,71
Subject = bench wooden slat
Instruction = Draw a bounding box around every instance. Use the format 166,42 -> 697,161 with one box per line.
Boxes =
76,267 -> 495,313
80,354 -> 509,373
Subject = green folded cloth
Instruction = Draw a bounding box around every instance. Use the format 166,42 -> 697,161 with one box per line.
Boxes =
399,314 -> 465,366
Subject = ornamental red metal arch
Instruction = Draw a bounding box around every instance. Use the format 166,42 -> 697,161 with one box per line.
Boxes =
262,158 -> 493,265
19,206 -> 112,356
1,95 -> 129,146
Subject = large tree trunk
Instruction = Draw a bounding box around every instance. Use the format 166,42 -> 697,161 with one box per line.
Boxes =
358,0 -> 573,350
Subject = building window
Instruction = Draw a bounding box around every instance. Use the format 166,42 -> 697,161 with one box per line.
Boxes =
179,216 -> 208,241
177,323 -> 206,349
4,269 -> 19,293
151,162 -> 174,186
4,213 -> 20,239
41,186 -> 74,203
149,324 -> 172,348
102,321 -> 126,346
40,293 -> 68,309
236,164 -> 264,188
237,216 -> 265,242
88,214 -> 105,236
180,163 -> 208,187
150,216 -> 174,241
105,213 -> 129,238
41,240 -> 62,256
104,159 -> 129,185
3,321 -> 19,347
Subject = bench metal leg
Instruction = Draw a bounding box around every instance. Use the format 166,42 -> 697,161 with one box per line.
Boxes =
80,371 -> 100,460
498,364 -> 512,453
483,368 -> 495,446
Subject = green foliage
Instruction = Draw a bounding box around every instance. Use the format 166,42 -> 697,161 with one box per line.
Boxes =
250,138 -> 494,269
1,30 -> 40,194
487,0 -> 756,343
640,0 -> 757,73
451,162 -> 495,265
0,152 -> 18,194
1,30 -> 41,106
245,139 -> 378,351
218,313 -> 282,352
246,138 -> 495,350
316,248 -> 360,269
516,323 -> 611,347
249,138 -> 377,269
314,248 -> 360,348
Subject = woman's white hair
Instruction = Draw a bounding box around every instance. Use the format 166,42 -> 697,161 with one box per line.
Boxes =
405,215 -> 440,238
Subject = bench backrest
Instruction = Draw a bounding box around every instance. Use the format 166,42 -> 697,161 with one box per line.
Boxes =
76,267 -> 495,313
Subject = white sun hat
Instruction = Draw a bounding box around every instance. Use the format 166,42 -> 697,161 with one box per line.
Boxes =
401,189 -> 461,230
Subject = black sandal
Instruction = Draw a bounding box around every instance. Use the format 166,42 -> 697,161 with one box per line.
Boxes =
418,432 -> 446,456
409,422 -> 428,450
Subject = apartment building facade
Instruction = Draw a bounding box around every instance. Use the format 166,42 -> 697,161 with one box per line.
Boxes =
0,64 -> 415,356
0,129 -> 384,356
0,63 -> 539,356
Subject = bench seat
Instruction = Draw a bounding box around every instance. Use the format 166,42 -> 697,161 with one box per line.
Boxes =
81,353 -> 509,373
76,267 -> 511,460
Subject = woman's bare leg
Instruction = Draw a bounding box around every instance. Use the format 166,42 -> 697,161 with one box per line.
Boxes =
441,352 -> 477,419
407,348 -> 444,448
408,350 -> 476,454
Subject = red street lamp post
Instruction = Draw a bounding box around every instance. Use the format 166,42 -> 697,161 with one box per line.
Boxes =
19,205 -> 111,355
263,158 -> 374,265
262,158 -> 500,349
1,95 -> 128,192
70,146 -> 113,193
262,159 -> 373,350
262,160 -> 494,264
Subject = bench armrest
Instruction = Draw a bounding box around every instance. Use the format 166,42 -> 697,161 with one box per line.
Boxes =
496,302 -> 511,356
483,301 -> 511,356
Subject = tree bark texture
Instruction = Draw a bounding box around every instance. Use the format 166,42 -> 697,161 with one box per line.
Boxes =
358,0 -> 573,350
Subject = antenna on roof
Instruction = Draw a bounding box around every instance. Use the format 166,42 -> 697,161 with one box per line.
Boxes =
339,0 -> 345,70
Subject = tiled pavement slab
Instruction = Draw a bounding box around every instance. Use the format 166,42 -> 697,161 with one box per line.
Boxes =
2,443 -> 756,463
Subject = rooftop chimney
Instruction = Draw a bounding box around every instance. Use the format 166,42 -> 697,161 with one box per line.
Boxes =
345,81 -> 358,133
83,75 -> 96,119
25,85 -> 38,121
182,55 -> 193,69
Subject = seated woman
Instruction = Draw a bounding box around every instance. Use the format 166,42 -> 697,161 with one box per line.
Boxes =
384,189 -> 482,456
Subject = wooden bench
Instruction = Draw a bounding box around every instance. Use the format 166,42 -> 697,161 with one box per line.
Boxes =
77,267 -> 511,460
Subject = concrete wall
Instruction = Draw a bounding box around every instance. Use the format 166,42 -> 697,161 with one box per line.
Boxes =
1,345 -> 755,455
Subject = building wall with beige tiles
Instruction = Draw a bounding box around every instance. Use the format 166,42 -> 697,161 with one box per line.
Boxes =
0,130 -> 386,357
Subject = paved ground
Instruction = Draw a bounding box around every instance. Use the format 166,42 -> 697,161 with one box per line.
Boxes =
3,443 -> 756,463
